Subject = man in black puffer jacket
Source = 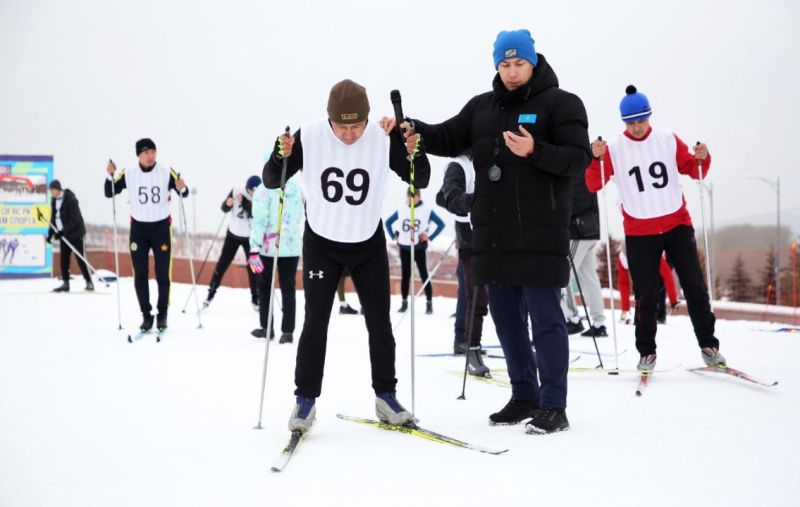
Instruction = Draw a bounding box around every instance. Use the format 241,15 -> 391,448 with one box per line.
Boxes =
47,180 -> 93,292
408,29 -> 591,434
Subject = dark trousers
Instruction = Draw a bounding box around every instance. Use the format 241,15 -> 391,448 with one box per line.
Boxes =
399,246 -> 432,301
209,232 -> 258,301
626,225 -> 718,355
454,249 -> 488,346
257,255 -> 299,334
295,224 -> 396,398
59,236 -> 91,282
487,285 -> 569,408
129,219 -> 171,317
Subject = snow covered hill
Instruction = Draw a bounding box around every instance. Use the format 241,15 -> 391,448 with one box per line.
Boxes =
0,278 -> 796,507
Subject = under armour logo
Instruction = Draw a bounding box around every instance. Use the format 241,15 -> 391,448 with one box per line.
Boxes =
308,270 -> 324,279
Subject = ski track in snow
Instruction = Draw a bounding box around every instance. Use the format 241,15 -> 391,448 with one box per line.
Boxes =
0,278 -> 797,507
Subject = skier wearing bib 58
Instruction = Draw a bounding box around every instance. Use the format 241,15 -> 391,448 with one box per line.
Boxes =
263,79 -> 431,433
104,138 -> 189,332
585,85 -> 724,372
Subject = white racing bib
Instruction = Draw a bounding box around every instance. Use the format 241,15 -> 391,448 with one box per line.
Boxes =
124,162 -> 173,222
452,155 -> 474,224
608,129 -> 683,219
227,186 -> 252,238
395,201 -> 433,246
300,119 -> 391,243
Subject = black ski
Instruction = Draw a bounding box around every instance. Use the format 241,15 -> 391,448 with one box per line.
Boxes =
271,430 -> 305,472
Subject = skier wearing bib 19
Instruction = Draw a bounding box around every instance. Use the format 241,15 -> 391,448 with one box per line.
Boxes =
104,138 -> 189,333
263,79 -> 430,433
585,85 -> 724,372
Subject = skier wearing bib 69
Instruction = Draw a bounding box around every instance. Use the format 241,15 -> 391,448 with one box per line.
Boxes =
262,79 -> 431,433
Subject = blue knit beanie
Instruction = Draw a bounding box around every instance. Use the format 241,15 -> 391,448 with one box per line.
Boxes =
620,85 -> 652,123
493,29 -> 538,69
245,175 -> 262,190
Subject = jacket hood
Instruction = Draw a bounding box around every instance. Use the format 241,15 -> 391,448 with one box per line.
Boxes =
492,53 -> 559,104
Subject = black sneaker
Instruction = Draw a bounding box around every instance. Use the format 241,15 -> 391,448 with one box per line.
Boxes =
339,303 -> 359,315
156,314 -> 168,331
279,333 -> 293,344
425,300 -> 433,314
397,299 -> 408,313
52,281 -> 70,293
581,325 -> 607,337
566,320 -> 584,335
251,328 -> 275,340
140,313 -> 154,332
489,398 -> 539,426
525,408 -> 569,435
85,280 -> 95,291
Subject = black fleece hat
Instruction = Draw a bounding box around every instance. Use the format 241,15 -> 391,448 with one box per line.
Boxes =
135,138 -> 157,155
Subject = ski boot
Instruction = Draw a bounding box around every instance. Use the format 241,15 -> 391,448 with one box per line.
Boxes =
397,299 -> 408,313
288,396 -> 316,433
279,333 -> 293,344
375,392 -> 417,425
52,281 -> 70,293
467,347 -> 490,377
339,303 -> 359,315
156,314 -> 168,331
140,313 -> 154,332
637,353 -> 657,372
701,347 -> 726,367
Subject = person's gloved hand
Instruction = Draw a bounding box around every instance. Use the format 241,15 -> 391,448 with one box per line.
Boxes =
248,253 -> 264,274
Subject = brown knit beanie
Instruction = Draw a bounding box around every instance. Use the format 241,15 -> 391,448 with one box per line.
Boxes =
327,79 -> 370,124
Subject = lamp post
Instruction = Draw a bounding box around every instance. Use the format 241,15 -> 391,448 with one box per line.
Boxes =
747,175 -> 781,304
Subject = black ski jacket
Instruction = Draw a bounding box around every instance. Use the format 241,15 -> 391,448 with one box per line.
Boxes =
47,189 -> 86,243
435,159 -> 474,251
569,173 -> 600,241
414,54 -> 591,286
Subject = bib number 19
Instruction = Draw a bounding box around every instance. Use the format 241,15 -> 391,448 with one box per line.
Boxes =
628,162 -> 668,192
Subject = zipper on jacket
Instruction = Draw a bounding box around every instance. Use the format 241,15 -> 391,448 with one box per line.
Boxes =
549,179 -> 556,211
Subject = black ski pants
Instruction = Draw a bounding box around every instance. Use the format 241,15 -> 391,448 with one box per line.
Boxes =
130,218 -> 171,317
399,245 -> 432,301
626,225 -> 718,356
257,255 -> 299,334
209,232 -> 258,301
59,236 -> 91,283
454,248 -> 488,346
294,223 -> 397,398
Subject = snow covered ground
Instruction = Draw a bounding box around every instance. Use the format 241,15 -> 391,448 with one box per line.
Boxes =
0,278 -> 797,507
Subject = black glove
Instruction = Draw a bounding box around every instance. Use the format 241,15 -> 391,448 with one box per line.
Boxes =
54,230 -> 63,240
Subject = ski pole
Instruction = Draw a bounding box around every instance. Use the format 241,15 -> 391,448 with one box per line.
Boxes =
110,161 -> 123,330
392,89 -> 419,415
37,208 -> 105,284
254,126 -> 291,430
181,212 -> 227,313
597,137 -> 620,370
174,170 -> 202,328
392,238 -> 456,333
696,141 -> 714,307
568,248 -> 603,368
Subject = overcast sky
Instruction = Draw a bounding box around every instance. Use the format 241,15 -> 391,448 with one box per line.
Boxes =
1,0 -> 798,241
